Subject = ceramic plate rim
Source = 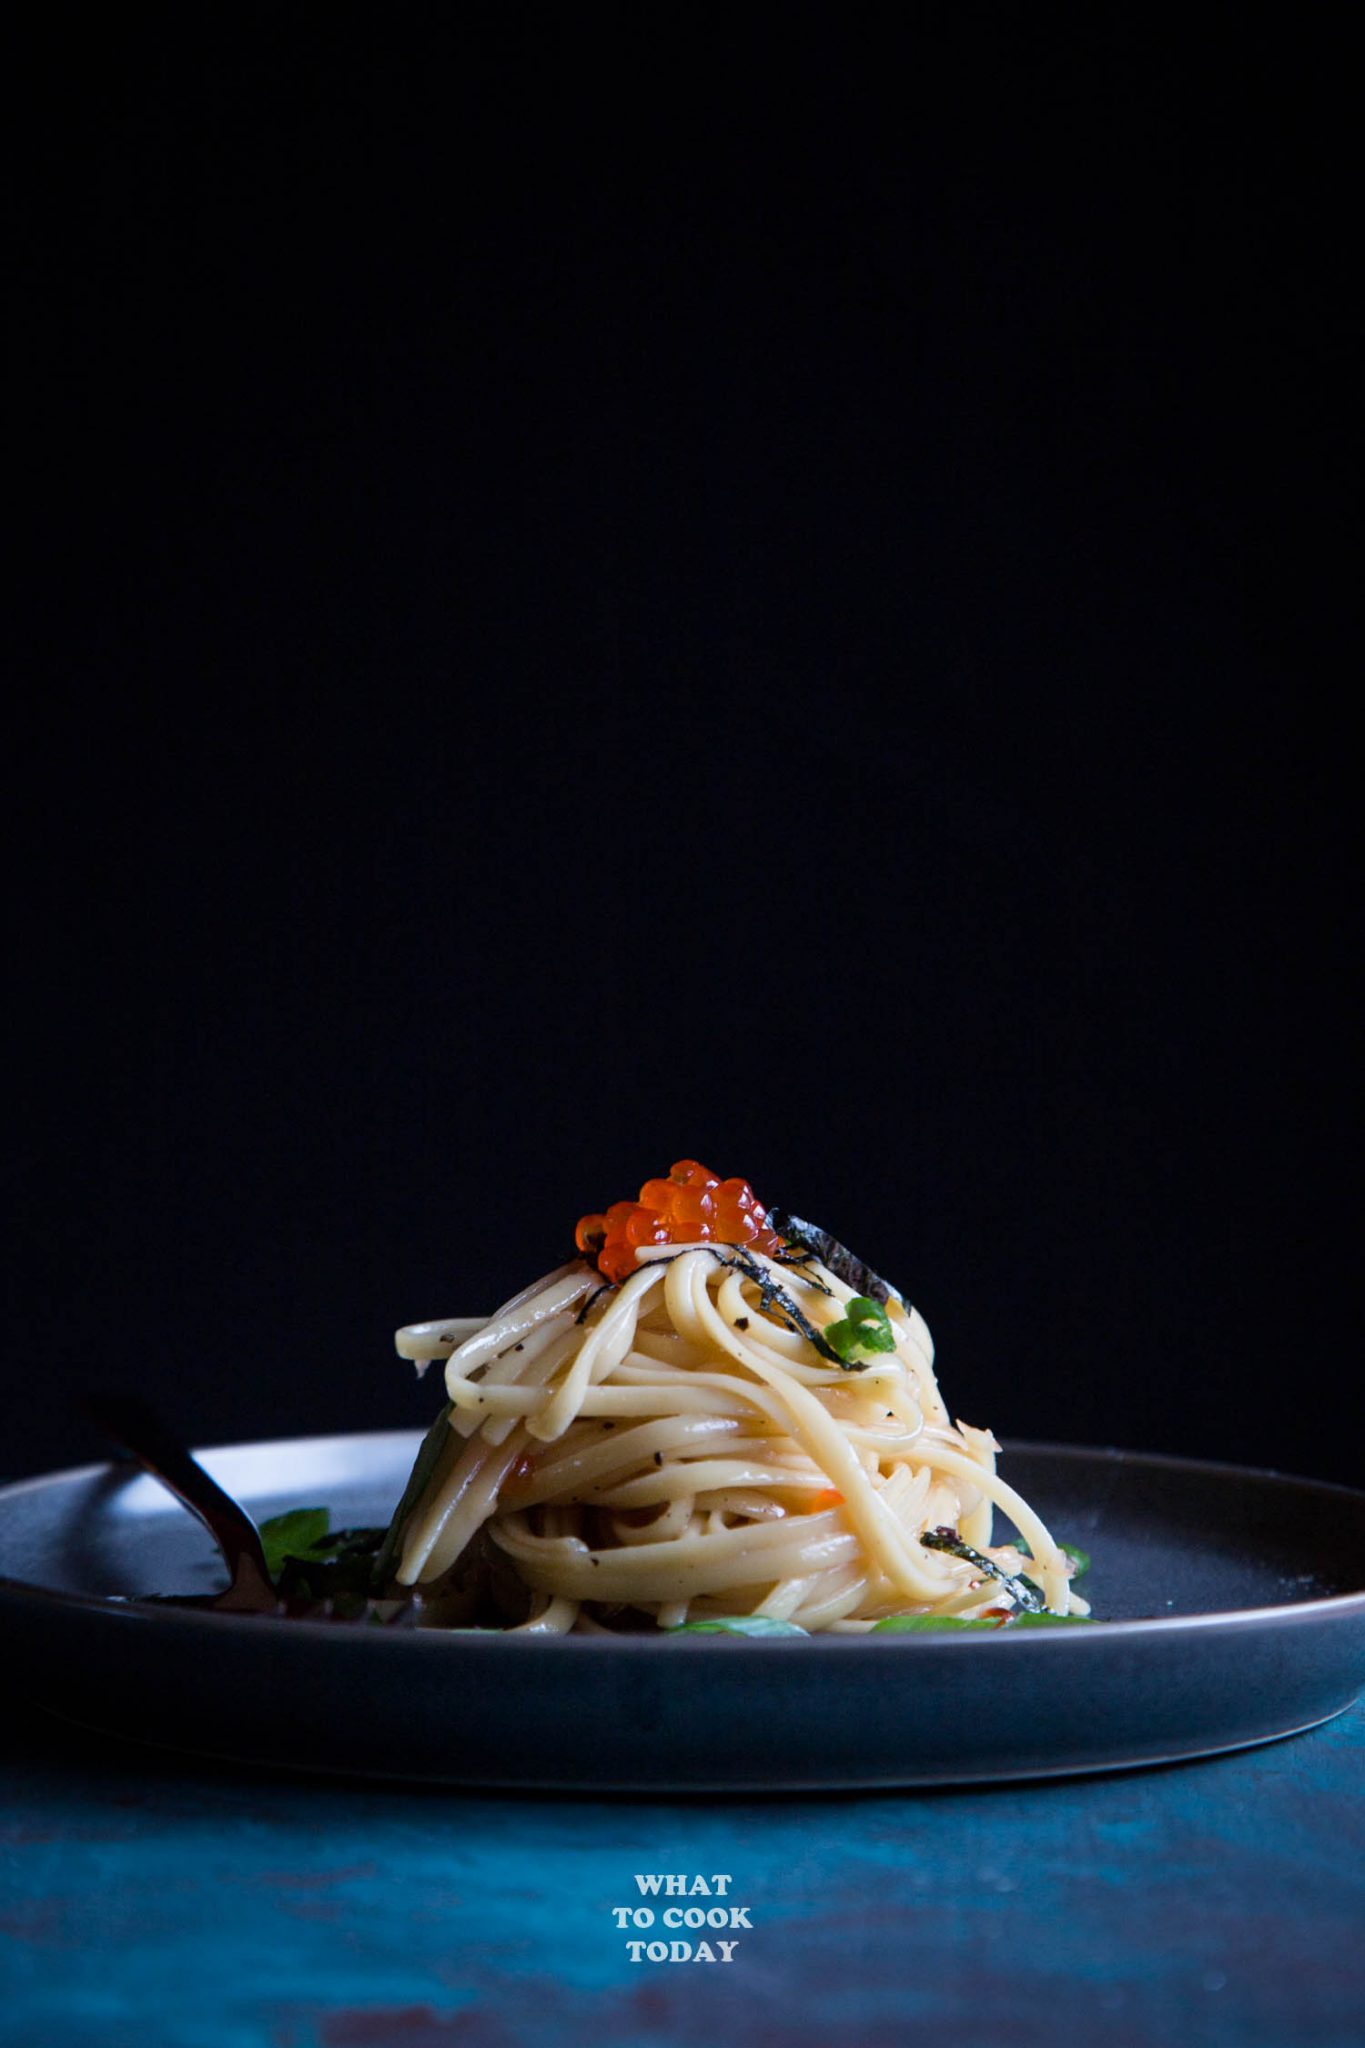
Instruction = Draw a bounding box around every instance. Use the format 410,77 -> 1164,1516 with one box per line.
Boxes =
2,1430 -> 1363,1646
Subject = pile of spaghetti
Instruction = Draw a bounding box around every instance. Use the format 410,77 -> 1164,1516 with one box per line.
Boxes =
383,1162 -> 1088,1633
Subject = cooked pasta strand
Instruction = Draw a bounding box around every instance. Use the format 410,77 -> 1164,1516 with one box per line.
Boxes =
389,1241 -> 1083,1628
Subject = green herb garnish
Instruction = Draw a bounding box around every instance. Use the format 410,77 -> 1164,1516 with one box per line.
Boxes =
373,1397 -> 456,1586
258,1507 -> 332,1579
872,1614 -> 999,1632
822,1295 -> 898,1367
769,1212 -> 906,1307
258,1508 -> 390,1614
668,1616 -> 809,1637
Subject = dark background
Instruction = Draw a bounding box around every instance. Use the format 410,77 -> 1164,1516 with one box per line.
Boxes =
7,8 -> 1359,1487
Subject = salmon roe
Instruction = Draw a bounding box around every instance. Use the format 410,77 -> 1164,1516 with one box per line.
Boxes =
575,1160 -> 786,1285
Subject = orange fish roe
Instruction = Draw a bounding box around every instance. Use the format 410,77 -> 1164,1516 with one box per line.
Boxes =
575,1160 -> 786,1285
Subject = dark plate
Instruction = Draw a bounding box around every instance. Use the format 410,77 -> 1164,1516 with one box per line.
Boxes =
1,1431 -> 1362,1789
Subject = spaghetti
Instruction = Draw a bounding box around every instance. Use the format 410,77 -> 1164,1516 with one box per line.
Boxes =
385,1164 -> 1089,1632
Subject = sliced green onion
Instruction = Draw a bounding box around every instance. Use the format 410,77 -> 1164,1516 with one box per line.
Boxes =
823,1295 -> 897,1366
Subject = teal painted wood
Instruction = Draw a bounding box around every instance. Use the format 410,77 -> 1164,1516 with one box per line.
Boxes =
1,1701 -> 1361,2048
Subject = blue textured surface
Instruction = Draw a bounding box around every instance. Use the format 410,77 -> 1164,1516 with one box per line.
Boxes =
2,1700 -> 1362,2048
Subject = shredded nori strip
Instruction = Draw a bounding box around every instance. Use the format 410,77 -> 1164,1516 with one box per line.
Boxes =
575,1281 -> 615,1324
771,1244 -> 834,1293
769,1211 -> 906,1308
583,1245 -> 854,1367
707,1245 -> 849,1367
920,1525 -> 1046,1613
